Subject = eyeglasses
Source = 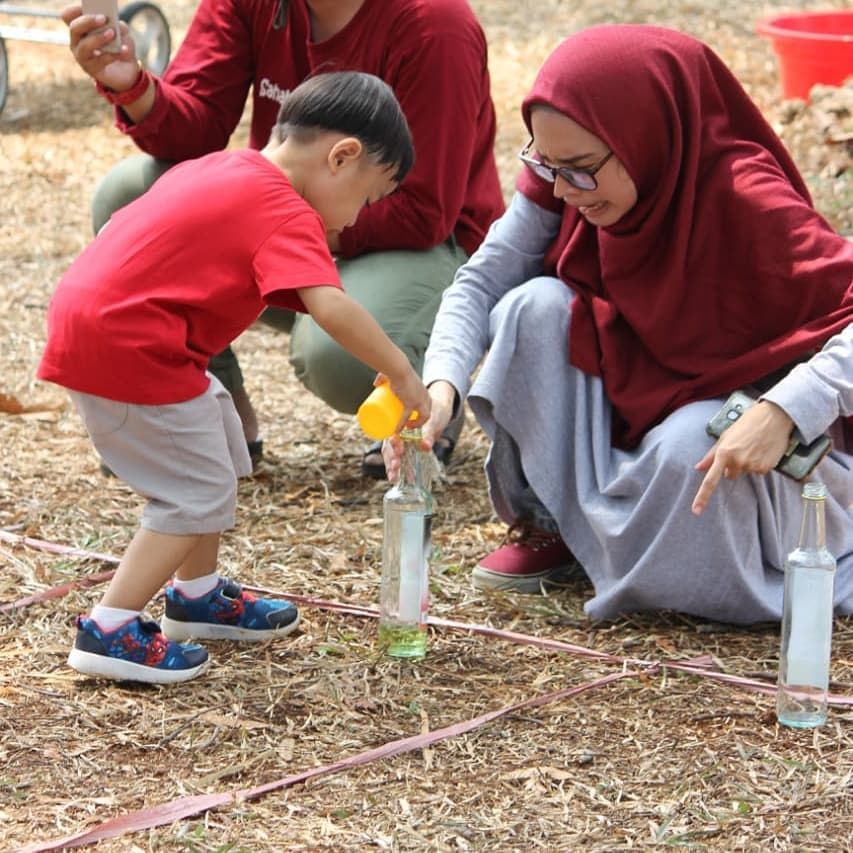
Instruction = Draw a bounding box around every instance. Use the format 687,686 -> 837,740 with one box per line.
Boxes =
518,139 -> 613,191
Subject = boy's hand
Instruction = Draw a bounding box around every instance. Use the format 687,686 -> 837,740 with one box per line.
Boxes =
295,286 -> 432,439
383,380 -> 455,481
383,368 -> 431,435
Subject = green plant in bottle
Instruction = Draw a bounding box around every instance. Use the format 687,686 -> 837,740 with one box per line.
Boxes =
378,429 -> 433,658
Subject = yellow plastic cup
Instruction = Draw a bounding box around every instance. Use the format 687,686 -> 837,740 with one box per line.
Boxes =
357,383 -> 415,440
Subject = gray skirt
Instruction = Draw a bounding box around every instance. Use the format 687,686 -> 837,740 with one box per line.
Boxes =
468,276 -> 853,624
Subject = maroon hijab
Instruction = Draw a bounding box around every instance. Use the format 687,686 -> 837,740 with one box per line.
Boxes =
518,25 -> 853,448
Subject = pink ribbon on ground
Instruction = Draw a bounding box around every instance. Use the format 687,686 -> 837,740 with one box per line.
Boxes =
19,670 -> 637,852
5,528 -> 853,850
0,531 -> 118,612
2,529 -> 852,706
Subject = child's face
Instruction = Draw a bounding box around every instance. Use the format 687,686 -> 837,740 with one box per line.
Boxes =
308,139 -> 399,233
529,108 -> 637,228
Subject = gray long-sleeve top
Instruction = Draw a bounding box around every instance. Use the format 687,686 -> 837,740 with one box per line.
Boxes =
424,193 -> 853,448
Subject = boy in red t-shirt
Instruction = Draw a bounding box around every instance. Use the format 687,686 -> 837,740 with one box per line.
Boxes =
38,72 -> 430,684
63,0 -> 505,479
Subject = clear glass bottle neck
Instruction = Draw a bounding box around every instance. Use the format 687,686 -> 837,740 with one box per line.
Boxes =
397,431 -> 426,492
797,483 -> 828,551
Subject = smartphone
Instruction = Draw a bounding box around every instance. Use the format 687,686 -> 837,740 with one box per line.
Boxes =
706,391 -> 832,482
81,0 -> 122,53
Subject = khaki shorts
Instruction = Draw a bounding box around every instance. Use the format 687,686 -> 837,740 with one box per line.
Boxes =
69,375 -> 251,535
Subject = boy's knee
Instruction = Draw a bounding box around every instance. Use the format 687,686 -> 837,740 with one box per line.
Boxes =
144,473 -> 239,534
210,476 -> 240,523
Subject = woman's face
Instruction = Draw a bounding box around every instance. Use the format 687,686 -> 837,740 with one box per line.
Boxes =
530,108 -> 637,228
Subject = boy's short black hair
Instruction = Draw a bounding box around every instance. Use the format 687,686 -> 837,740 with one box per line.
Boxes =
274,72 -> 415,184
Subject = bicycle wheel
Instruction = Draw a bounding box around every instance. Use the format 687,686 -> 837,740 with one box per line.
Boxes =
119,1 -> 171,76
0,37 -> 8,116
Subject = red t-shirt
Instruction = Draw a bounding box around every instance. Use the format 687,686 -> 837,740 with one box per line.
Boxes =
117,0 -> 505,257
38,150 -> 341,404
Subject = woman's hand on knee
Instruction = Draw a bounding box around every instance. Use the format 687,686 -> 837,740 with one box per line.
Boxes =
691,400 -> 794,515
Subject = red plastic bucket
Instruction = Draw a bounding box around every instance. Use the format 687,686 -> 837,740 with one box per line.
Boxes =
757,11 -> 853,100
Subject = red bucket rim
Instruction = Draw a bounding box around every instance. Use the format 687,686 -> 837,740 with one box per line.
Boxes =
757,11 -> 853,44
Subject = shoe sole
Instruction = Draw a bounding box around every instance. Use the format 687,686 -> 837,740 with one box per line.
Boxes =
471,564 -> 573,595
160,610 -> 301,642
68,648 -> 210,684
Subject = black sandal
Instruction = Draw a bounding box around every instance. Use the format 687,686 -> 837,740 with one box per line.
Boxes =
360,440 -> 387,480
247,439 -> 264,469
433,407 -> 464,466
360,408 -> 465,480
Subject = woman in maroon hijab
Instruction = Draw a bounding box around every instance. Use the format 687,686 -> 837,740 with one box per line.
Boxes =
389,25 -> 853,623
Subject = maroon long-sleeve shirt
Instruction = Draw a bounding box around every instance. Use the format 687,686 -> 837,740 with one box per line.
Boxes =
117,0 -> 505,257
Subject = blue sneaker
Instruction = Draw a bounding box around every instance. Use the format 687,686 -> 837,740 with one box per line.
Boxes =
68,615 -> 210,684
161,578 -> 300,642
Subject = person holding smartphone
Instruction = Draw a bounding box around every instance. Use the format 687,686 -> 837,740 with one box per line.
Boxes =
61,0 -> 503,477
384,25 -> 853,624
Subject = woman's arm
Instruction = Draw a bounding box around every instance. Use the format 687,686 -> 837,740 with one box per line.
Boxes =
422,192 -> 562,401
761,323 -> 853,443
380,192 -> 561,478
692,322 -> 853,514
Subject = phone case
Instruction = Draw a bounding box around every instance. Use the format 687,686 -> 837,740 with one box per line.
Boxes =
706,391 -> 832,482
705,390 -> 755,439
81,0 -> 122,53
776,434 -> 833,481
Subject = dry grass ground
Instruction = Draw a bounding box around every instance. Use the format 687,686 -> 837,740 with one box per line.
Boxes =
1,1 -> 852,850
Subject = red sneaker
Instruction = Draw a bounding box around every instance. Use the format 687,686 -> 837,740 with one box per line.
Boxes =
472,521 -> 575,594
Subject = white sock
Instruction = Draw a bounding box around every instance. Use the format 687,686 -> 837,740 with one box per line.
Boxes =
172,572 -> 220,598
90,605 -> 140,632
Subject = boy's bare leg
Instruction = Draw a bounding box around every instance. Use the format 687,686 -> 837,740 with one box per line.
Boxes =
175,533 -> 221,581
99,529 -> 221,611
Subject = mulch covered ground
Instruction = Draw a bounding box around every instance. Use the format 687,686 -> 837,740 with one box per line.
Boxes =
1,1 -> 851,850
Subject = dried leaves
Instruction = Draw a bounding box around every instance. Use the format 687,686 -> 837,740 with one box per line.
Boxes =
1,1 -> 852,850
776,81 -> 853,233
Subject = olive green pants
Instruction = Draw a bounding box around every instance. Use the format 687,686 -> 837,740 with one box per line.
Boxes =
92,154 -> 469,414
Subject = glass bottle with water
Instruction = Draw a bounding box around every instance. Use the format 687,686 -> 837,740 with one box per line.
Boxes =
378,430 -> 433,658
776,481 -> 836,728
